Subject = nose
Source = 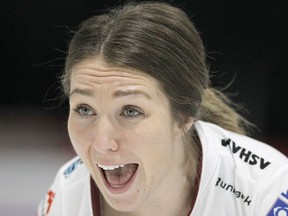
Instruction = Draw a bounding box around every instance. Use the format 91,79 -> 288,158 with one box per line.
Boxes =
92,117 -> 119,154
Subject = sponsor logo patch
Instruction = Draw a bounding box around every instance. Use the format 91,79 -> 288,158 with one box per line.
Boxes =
267,191 -> 288,216
46,190 -> 55,215
221,138 -> 271,170
38,190 -> 55,216
215,177 -> 252,206
63,158 -> 83,178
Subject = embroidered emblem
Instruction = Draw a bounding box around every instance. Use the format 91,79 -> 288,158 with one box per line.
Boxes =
267,191 -> 288,216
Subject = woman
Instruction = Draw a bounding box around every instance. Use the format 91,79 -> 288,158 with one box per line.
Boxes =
38,2 -> 288,215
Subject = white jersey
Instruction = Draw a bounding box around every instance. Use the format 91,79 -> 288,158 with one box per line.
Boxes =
38,121 -> 288,216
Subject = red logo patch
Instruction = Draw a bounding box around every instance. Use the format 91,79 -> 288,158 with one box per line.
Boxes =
46,190 -> 55,214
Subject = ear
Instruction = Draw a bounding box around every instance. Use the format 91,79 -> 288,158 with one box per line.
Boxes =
174,116 -> 194,137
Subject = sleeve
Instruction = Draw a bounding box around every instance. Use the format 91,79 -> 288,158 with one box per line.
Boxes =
37,169 -> 63,216
254,164 -> 288,216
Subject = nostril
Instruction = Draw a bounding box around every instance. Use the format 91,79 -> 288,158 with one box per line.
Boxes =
110,141 -> 119,152
92,138 -> 119,154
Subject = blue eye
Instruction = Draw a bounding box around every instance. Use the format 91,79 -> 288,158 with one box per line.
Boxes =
73,105 -> 94,117
121,106 -> 143,118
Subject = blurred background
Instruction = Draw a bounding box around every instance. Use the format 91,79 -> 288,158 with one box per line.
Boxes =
1,0 -> 287,215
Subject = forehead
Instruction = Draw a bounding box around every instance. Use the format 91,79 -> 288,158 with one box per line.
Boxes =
70,57 -> 164,97
72,57 -> 153,79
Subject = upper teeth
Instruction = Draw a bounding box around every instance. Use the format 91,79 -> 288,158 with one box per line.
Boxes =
97,164 -> 124,170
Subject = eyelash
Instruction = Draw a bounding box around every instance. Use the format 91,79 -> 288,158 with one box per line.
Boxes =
73,105 -> 143,118
121,106 -> 143,118
73,105 -> 94,117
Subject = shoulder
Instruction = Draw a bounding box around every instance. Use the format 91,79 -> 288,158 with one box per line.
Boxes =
195,121 -> 287,180
54,156 -> 88,187
194,121 -> 288,215
37,156 -> 91,216
61,156 -> 86,180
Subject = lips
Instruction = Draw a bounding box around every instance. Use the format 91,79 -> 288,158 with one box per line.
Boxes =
98,163 -> 138,193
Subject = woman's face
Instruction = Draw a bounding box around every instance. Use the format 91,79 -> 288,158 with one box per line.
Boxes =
68,57 -> 191,212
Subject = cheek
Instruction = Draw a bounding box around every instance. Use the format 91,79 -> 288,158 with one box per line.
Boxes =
133,128 -> 175,193
67,116 -> 91,156
131,118 -> 175,167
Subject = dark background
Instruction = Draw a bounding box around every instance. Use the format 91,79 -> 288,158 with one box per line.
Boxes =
1,0 -> 288,146
0,1 -> 287,214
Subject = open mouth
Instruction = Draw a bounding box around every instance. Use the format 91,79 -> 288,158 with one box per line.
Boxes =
97,163 -> 139,194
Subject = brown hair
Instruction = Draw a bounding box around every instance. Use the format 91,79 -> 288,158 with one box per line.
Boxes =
62,2 -> 249,150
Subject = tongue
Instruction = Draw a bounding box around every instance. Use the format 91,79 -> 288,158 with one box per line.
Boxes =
104,164 -> 138,187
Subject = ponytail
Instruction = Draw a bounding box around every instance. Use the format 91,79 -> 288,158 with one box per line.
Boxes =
199,88 -> 252,135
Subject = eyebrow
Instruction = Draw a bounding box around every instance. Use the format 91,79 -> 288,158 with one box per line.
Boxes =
70,88 -> 93,97
70,88 -> 151,99
113,90 -> 151,99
